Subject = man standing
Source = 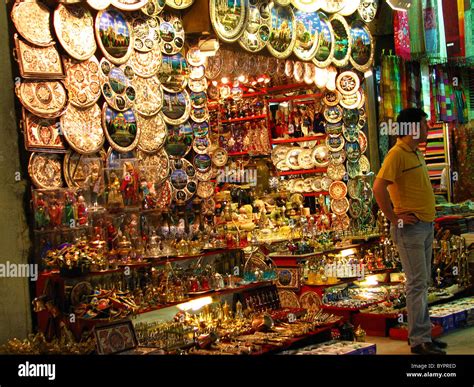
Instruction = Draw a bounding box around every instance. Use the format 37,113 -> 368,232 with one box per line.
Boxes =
373,108 -> 447,355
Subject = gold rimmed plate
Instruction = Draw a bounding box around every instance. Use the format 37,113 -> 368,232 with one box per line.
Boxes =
267,3 -> 297,59
102,104 -> 141,153
136,112 -> 167,153
11,1 -> 54,47
29,153 -> 63,189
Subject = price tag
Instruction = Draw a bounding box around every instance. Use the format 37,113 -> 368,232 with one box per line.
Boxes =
288,313 -> 296,323
233,266 -> 239,276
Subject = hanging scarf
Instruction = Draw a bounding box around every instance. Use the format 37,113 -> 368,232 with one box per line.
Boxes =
454,88 -> 468,124
408,0 -> 425,57
392,56 -> 403,117
429,66 -> 439,123
394,11 -> 411,60
465,2 -> 474,60
442,0 -> 465,58
400,59 -> 408,109
420,63 -> 431,120
423,0 -> 439,57
406,61 -> 422,108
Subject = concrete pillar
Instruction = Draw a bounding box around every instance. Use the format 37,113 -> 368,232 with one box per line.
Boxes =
0,3 -> 32,344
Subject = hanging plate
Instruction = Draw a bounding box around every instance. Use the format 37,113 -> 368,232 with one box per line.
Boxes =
358,0 -> 378,23
326,134 -> 345,152
11,1 -> 54,47
87,0 -> 111,10
95,9 -> 134,65
22,109 -> 66,153
329,14 -> 352,68
129,49 -> 162,78
350,20 -> 375,72
312,144 -> 330,167
130,12 -> 161,52
141,0 -> 166,16
132,75 -> 163,116
162,90 -> 191,125
359,154 -> 370,174
205,50 -> 223,80
349,198 -> 362,218
63,150 -> 106,189
54,4 -> 96,61
322,90 -> 341,107
99,59 -> 136,112
239,2 -> 271,53
345,141 -> 361,162
340,0 -> 360,16
193,154 -> 212,173
312,12 -> 334,68
158,12 -> 185,55
342,108 -> 359,128
343,124 -> 359,143
191,107 -> 209,123
190,91 -> 207,109
267,4 -> 296,59
189,65 -> 206,80
136,112 -> 167,153
210,0 -> 247,43
336,71 -> 360,95
189,78 -> 208,93
164,121 -> 193,158
358,130 -> 367,153
325,122 -> 343,136
63,56 -> 101,109
332,213 -> 350,230
110,0 -> 148,11
193,136 -> 211,154
321,0 -> 346,13
339,92 -> 362,109
29,153 -> 63,189
165,0 -> 194,9
170,158 -> 198,201
346,160 -> 361,179
329,180 -> 347,200
323,105 -> 343,124
290,0 -> 322,13
158,53 -> 189,92
187,46 -> 206,67
60,104 -> 105,155
212,147 -> 228,167
137,148 -> 170,185
192,121 -> 209,138
16,81 -> 68,119
328,149 -> 346,165
331,197 -> 349,215
102,104 -> 141,153
197,181 -> 215,199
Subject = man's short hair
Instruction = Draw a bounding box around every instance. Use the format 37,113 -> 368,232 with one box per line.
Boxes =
396,108 -> 428,138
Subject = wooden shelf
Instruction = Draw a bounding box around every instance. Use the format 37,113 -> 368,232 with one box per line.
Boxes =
143,247 -> 242,265
271,134 -> 326,144
220,114 -> 267,124
303,191 -> 329,197
268,93 -> 322,104
278,167 -> 327,176
226,150 -> 270,157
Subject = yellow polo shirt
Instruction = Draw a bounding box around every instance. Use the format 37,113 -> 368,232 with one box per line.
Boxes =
377,139 -> 436,222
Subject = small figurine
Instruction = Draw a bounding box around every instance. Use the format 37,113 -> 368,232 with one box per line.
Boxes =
84,163 -> 104,206
34,193 -> 50,229
121,162 -> 139,206
106,172 -> 124,209
76,195 -> 88,225
48,198 -> 63,228
63,191 -> 76,227
140,178 -> 157,209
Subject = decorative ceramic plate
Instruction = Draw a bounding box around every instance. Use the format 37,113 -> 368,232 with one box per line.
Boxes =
192,121 -> 209,138
329,180 -> 347,200
158,12 -> 185,55
201,197 -> 216,215
323,105 -> 343,124
343,124 -> 359,143
212,147 -> 228,167
189,91 -> 207,109
290,0 -> 322,12
298,148 -> 314,169
329,14 -> 351,68
321,0 -> 345,13
342,108 -> 359,128
164,121 -> 193,158
193,154 -> 212,173
278,290 -> 300,308
299,291 -> 322,311
345,141 -> 361,162
14,35 -> 64,79
349,198 -> 362,218
239,2 -> 271,53
158,53 -> 189,92
358,130 -> 367,153
22,109 -> 66,152
54,4 -> 96,61
130,12 -> 160,52
347,178 -> 362,199
186,46 -> 205,67
129,49 -> 162,78
339,92 -> 362,109
63,56 -> 101,108
111,0 -> 148,11
136,112 -> 167,153
321,176 -> 333,190
312,144 -> 330,167
359,154 -> 370,174
11,1 -> 54,47
336,71 -> 360,96
340,0 -> 360,16
141,0 -> 166,16
284,60 -> 294,78
154,180 -> 173,209
16,81 -> 68,119
271,145 -> 291,165
193,136 -> 211,154
64,151 -> 105,189
162,90 -> 191,125
96,9 -> 133,65
210,0 -> 247,43
205,50 -> 223,80
304,62 -> 315,84
329,149 -> 346,165
132,75 -> 163,116
293,61 -> 304,83
191,107 -> 209,123
87,0 -> 111,10
60,104 -> 105,155
350,21 -> 375,72
137,148 -> 170,184
325,122 -> 343,136
293,10 -> 320,61
188,78 -> 208,93
346,160 -> 361,179
196,166 -> 214,182
102,104 -> 141,153
267,4 -> 296,59
312,12 -> 334,68
99,59 -> 136,111
331,197 -> 349,215
29,153 -> 63,189
197,180 -> 215,199
327,162 -> 345,180
323,90 -> 340,107
332,213 -> 350,230
310,176 -> 322,192
189,65 -> 205,81
286,147 -> 303,170
170,158 -> 198,201
358,0 -> 378,23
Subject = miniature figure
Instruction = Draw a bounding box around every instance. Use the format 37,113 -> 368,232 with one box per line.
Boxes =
34,192 -> 50,229
48,198 -> 63,228
106,172 -> 124,209
121,162 -> 139,206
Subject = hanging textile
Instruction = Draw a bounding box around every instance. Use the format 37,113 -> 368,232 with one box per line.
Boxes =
408,0 -> 425,58
400,59 -> 408,109
442,0 -> 465,58
429,66 -> 439,123
420,63 -> 431,120
423,0 -> 439,57
379,56 -> 391,161
452,124 -> 474,202
392,56 -> 403,117
454,89 -> 468,124
393,11 -> 411,60
406,61 -> 422,108
465,2 -> 474,60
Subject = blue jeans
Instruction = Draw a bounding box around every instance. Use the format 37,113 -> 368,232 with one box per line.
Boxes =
391,221 -> 434,347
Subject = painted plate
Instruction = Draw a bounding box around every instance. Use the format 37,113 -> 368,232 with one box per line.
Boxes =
329,149 -> 346,165
323,105 -> 343,124
162,90 -> 191,125
170,158 -> 198,201
29,153 -> 63,189
327,162 -> 346,181
331,197 -> 349,215
186,46 -> 206,67
332,213 -> 350,230
312,144 -> 330,167
87,0 -> 111,10
110,0 -> 148,11
102,104 -> 141,152
358,0 -> 378,23
267,4 -> 296,59
191,107 -> 209,123
141,0 -> 166,16
290,0 -> 322,12
164,121 -> 193,158
137,148 -> 170,184
212,147 -> 228,167
63,56 -> 101,109
321,0 -> 345,13
132,75 -> 163,116
64,151 -> 106,189
189,78 -> 208,93
166,0 -> 194,10
340,0 -> 360,16
329,180 -> 347,200
99,59 -> 136,112
192,121 -> 209,137
349,198 -> 362,218
95,9 -> 134,65
278,290 -> 300,308
193,136 -> 211,154
54,4 -> 96,61
346,160 -> 361,179
60,104 -> 105,155
342,108 -> 359,128
190,91 -> 207,109
350,20 -> 375,72
345,141 -> 361,162
158,12 -> 185,55
336,71 -> 360,95
359,154 -> 370,174
130,12 -> 161,52
197,180 -> 215,199
21,109 -> 66,152
325,122 -> 343,136
323,90 -> 341,107
210,0 -> 247,43
312,12 -> 334,68
194,154 -> 212,173
299,291 -> 322,311
343,124 -> 359,143
358,130 -> 367,153
189,65 -> 205,80
347,178 -> 362,199
239,2 -> 271,53
330,14 -> 351,68
158,53 -> 189,92
16,81 -> 68,119
339,92 -> 362,109
129,49 -> 162,78
11,1 -> 54,47
136,112 -> 167,153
